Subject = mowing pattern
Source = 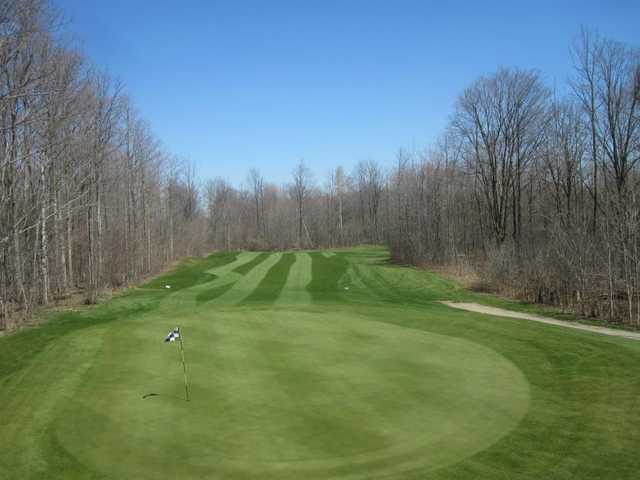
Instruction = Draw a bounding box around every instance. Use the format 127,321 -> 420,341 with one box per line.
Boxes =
244,253 -> 296,303
307,252 -> 349,302
1,247 -> 640,480
276,252 -> 312,305
214,253 -> 282,304
233,252 -> 271,275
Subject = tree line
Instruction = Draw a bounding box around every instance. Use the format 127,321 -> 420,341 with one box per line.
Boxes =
0,0 -> 207,329
204,160 -> 386,252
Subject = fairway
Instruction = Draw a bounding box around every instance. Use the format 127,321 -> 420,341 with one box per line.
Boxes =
2,247 -> 640,479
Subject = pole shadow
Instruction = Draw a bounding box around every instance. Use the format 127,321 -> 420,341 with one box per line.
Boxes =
142,392 -> 189,402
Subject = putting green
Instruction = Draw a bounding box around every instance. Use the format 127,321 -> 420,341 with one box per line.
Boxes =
2,247 -> 640,479
51,310 -> 528,479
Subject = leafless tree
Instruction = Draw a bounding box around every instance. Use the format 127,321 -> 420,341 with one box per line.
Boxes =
247,167 -> 265,241
290,160 -> 313,248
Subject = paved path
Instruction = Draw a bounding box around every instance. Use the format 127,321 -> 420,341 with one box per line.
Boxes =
441,301 -> 640,341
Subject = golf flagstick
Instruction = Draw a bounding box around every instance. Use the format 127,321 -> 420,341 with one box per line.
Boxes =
178,328 -> 190,401
164,326 -> 190,401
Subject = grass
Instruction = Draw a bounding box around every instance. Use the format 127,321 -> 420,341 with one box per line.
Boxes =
233,252 -> 270,275
145,252 -> 238,291
195,282 -> 236,303
307,251 -> 350,302
1,246 -> 639,479
276,253 -> 313,305
244,253 -> 296,303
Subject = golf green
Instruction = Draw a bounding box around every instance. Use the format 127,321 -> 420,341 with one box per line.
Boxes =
1,247 -> 640,479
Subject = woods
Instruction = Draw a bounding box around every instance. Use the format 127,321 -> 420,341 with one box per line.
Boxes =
386,30 -> 640,325
1,0 -> 639,330
0,0 -> 207,328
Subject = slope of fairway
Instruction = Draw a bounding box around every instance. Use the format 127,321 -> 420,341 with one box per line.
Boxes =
1,247 -> 640,480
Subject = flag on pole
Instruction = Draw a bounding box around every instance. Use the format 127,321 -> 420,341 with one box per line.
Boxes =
165,327 -> 180,342
163,326 -> 190,401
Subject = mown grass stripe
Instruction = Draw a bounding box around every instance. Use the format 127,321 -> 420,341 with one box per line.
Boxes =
205,251 -> 259,276
276,253 -> 312,305
307,252 -> 349,302
243,253 -> 296,304
233,252 -> 270,276
195,282 -> 237,303
216,253 -> 283,305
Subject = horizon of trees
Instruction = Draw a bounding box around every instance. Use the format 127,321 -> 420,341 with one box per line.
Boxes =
1,0 -> 639,329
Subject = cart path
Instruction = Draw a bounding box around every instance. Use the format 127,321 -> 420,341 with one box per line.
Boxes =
441,302 -> 640,341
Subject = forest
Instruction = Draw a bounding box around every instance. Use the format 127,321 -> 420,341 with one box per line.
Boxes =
1,0 -> 639,329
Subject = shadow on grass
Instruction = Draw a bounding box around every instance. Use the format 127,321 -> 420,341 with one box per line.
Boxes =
142,392 -> 188,402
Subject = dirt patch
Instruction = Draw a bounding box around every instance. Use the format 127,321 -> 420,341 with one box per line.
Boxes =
441,302 -> 640,342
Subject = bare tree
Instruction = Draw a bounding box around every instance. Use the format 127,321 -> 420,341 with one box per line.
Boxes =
572,28 -> 603,233
453,68 -> 549,248
289,160 -> 312,248
355,160 -> 385,243
247,167 -> 265,241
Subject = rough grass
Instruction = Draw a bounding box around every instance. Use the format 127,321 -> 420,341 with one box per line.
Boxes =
1,246 -> 640,479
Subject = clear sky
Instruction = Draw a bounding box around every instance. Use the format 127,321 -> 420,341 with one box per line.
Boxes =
56,0 -> 639,186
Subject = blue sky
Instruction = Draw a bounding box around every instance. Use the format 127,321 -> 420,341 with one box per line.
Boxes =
57,0 -> 639,185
